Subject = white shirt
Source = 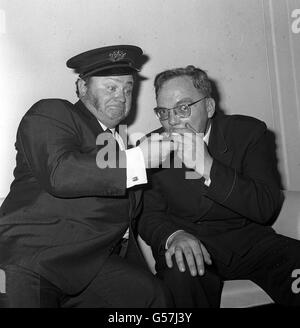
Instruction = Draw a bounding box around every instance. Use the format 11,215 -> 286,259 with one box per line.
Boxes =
97,121 -> 147,189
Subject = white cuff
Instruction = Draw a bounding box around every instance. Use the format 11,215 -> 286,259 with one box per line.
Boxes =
125,147 -> 147,188
165,230 -> 185,249
204,177 -> 211,186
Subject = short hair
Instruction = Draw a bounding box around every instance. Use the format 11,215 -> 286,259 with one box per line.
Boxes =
75,76 -> 90,98
154,65 -> 212,98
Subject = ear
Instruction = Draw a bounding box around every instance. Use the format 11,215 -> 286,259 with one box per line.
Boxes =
77,78 -> 88,98
206,98 -> 216,118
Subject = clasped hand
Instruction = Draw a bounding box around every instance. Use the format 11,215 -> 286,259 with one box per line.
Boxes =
170,124 -> 212,178
138,133 -> 178,168
138,124 -> 212,177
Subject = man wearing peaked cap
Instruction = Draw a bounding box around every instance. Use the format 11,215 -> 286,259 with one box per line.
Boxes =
0,45 -> 175,308
66,45 -> 143,77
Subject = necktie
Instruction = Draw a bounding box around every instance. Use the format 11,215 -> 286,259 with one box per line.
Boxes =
105,129 -> 130,242
106,129 -> 125,151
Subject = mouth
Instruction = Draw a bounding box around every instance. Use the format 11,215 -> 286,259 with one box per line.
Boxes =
106,104 -> 126,120
164,126 -> 185,132
166,127 -> 197,136
107,104 -> 125,110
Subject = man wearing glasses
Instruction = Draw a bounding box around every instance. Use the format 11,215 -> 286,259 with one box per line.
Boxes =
139,65 -> 300,307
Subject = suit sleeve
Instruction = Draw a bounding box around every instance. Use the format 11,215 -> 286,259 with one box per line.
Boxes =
204,121 -> 282,224
138,174 -> 183,256
17,100 -> 127,198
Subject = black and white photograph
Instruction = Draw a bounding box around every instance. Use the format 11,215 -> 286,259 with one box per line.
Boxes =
0,0 -> 300,313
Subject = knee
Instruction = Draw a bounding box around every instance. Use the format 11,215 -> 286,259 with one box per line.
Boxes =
155,255 -> 207,287
151,277 -> 174,307
158,263 -> 221,292
159,264 -> 198,286
138,272 -> 173,308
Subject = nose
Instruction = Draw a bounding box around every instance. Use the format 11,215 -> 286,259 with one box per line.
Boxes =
115,88 -> 126,103
168,109 -> 180,126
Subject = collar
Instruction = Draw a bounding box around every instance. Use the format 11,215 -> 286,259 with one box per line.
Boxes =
97,120 -> 116,135
75,100 -> 117,134
203,124 -> 211,145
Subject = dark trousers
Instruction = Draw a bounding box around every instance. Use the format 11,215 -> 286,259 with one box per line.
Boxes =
155,233 -> 300,307
156,262 -> 222,308
4,248 -> 172,308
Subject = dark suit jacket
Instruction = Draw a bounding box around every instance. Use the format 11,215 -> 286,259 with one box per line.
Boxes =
0,99 -> 145,294
139,112 -> 283,266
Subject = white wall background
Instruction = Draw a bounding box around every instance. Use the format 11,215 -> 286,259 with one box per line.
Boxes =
0,0 -> 300,197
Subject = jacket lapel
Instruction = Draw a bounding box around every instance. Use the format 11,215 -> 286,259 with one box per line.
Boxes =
74,100 -> 104,136
208,114 -> 233,167
74,100 -> 141,220
189,114 -> 234,219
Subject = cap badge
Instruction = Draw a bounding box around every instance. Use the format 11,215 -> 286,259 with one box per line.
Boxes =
109,50 -> 127,62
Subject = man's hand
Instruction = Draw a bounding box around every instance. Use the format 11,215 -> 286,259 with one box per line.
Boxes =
165,230 -> 212,276
172,124 -> 213,179
138,133 -> 178,168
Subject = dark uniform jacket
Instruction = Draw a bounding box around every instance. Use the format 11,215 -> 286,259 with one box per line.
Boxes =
0,99 -> 145,294
139,112 -> 283,266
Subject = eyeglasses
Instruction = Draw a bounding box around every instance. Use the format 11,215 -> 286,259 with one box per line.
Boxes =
154,96 -> 208,121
